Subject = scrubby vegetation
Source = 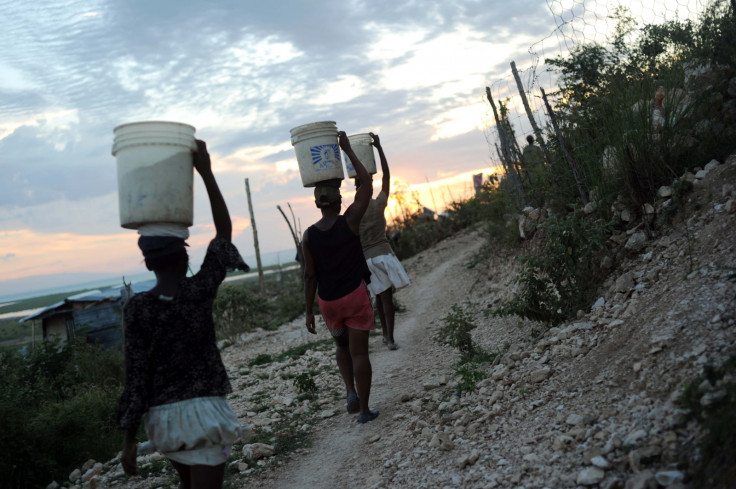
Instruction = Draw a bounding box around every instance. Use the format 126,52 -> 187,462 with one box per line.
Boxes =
0,338 -> 125,488
393,0 -> 736,329
436,304 -> 496,395
3,3 -> 734,488
213,267 -> 304,342
678,355 -> 736,488
0,268 -> 306,489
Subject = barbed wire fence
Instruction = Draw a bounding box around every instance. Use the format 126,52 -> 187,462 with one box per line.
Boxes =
481,0 -> 719,208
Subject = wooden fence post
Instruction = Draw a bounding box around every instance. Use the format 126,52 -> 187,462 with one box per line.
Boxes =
486,86 -> 527,205
540,88 -> 589,205
277,203 -> 304,279
510,61 -> 553,169
245,178 -> 266,294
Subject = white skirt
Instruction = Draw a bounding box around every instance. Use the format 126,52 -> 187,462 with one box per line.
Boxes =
145,396 -> 241,466
365,253 -> 411,297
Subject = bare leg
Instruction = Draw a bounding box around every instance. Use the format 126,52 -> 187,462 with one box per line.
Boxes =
378,289 -> 396,347
333,331 -> 357,398
190,463 -> 226,489
375,295 -> 388,343
347,327 -> 372,414
170,460 -> 191,489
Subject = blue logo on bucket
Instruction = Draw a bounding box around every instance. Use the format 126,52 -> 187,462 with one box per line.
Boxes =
344,155 -> 356,174
311,144 -> 340,171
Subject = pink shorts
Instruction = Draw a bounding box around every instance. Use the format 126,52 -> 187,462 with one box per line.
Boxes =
318,283 -> 376,336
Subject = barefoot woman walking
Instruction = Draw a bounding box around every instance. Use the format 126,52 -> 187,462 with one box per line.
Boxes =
354,133 -> 410,350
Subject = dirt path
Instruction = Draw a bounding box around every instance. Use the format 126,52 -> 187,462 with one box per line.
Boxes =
255,231 -> 485,488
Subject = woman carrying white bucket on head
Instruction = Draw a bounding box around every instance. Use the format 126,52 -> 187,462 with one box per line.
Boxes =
302,131 -> 380,424
353,133 -> 410,350
118,140 -> 250,489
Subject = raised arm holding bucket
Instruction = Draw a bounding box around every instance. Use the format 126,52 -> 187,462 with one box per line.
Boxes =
354,133 -> 411,351
301,131 -> 380,423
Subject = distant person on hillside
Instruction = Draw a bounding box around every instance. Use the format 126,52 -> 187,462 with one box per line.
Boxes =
302,131 -> 379,424
522,134 -> 546,186
118,140 -> 250,489
354,133 -> 410,351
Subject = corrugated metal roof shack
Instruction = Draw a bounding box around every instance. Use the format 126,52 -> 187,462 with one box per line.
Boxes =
20,281 -> 155,348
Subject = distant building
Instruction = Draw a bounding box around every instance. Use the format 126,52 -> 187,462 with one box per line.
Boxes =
20,281 -> 155,348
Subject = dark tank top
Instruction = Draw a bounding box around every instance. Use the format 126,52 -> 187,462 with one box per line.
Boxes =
307,215 -> 371,301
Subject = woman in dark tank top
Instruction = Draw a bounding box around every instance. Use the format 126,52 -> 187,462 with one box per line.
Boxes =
301,131 -> 380,424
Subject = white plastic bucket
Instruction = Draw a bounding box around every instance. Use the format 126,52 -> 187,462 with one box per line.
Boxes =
343,133 -> 377,178
289,121 -> 344,187
112,121 -> 196,230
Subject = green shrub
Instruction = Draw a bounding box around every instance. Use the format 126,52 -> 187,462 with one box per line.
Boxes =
0,340 -> 125,488
248,353 -> 273,367
435,304 -> 496,394
437,304 -> 477,362
213,285 -> 273,340
293,372 -> 318,399
274,339 -> 332,363
678,355 -> 736,488
213,270 -> 306,342
495,213 -> 610,325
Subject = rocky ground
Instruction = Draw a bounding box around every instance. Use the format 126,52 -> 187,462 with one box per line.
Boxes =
53,154 -> 735,489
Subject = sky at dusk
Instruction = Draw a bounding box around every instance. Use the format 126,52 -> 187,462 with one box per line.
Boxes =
0,0 -> 705,298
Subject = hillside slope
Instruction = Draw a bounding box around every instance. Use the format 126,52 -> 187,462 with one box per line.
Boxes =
64,155 -> 735,489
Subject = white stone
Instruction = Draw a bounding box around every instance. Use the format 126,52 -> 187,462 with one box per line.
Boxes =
656,186 -> 673,198
655,470 -> 685,486
423,380 -> 441,390
625,232 -> 648,253
726,198 -> 735,214
695,169 -> 708,179
624,429 -> 647,446
530,368 -> 552,383
591,456 -> 610,469
82,463 -> 103,483
577,467 -> 605,485
625,469 -> 656,489
701,390 -> 727,407
320,409 -> 336,418
68,469 -> 81,483
242,443 -> 275,460
616,272 -> 635,292
491,366 -> 509,380
566,413 -> 584,426
704,159 -> 720,171
46,482 -> 60,489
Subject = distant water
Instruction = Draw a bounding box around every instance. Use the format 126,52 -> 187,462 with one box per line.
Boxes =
0,263 -> 299,306
0,272 -> 155,304
0,248 -> 298,303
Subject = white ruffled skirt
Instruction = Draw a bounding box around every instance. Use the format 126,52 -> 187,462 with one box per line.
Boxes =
145,396 -> 241,466
365,253 -> 411,297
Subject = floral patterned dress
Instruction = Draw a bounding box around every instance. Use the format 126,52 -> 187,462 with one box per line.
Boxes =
117,238 -> 245,430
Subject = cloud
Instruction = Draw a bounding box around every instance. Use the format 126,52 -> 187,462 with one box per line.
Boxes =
2,0 -> 565,294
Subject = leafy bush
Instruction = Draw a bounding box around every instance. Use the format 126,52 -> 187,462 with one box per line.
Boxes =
678,355 -> 736,488
436,304 -> 496,394
0,339 -> 125,488
495,213 -> 610,325
437,304 -> 478,362
293,372 -> 318,399
213,270 -> 305,342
